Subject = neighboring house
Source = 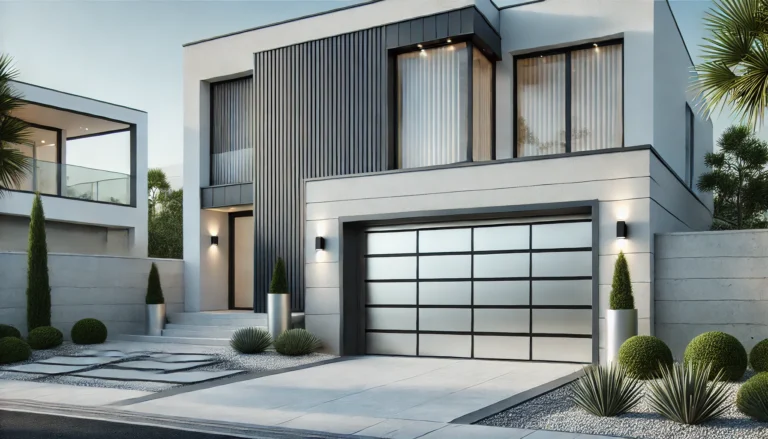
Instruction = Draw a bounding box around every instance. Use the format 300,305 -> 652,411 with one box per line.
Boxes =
182,0 -> 713,363
0,81 -> 148,257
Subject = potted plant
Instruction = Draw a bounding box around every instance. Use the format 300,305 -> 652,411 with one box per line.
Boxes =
268,257 -> 290,338
606,251 -> 637,363
145,262 -> 165,336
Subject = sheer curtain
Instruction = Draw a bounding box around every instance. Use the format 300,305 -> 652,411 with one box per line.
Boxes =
571,44 -> 623,152
398,43 -> 469,169
473,48 -> 493,161
516,54 -> 566,157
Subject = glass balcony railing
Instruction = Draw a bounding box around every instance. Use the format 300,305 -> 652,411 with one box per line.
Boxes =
14,158 -> 131,205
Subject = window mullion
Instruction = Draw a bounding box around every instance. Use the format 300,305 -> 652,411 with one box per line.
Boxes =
565,51 -> 572,154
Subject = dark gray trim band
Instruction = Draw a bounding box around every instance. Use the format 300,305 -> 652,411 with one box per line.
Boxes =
201,183 -> 254,209
67,127 -> 131,142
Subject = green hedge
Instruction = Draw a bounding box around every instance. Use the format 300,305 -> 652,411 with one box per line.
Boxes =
27,326 -> 63,350
0,324 -> 21,339
684,331 -> 747,381
736,372 -> 768,422
749,339 -> 768,373
70,318 -> 107,345
618,335 -> 674,379
0,337 -> 31,365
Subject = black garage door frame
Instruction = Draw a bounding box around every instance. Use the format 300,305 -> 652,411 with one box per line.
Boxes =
337,200 -> 600,364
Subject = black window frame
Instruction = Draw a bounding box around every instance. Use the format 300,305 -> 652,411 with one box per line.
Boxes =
685,103 -> 695,188
513,39 -> 625,158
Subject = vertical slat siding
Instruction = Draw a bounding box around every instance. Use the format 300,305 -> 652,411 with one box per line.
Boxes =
211,77 -> 253,185
253,28 -> 388,312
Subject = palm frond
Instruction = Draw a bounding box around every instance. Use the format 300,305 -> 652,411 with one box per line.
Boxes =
0,145 -> 31,195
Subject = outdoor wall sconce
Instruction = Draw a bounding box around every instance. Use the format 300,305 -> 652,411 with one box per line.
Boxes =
315,236 -> 326,251
616,221 -> 628,239
210,236 -> 219,246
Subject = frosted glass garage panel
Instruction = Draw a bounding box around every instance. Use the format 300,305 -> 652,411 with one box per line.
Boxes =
419,334 -> 471,357
532,337 -> 592,362
533,309 -> 592,335
532,252 -> 591,277
532,280 -> 592,306
419,308 -> 471,332
532,222 -> 591,249
474,281 -> 529,305
419,228 -> 471,253
367,333 -> 417,356
474,225 -> 529,251
367,257 -> 416,280
366,308 -> 416,331
474,309 -> 529,333
474,253 -> 529,278
474,336 -> 530,360
420,282 -> 471,305
367,231 -> 416,254
419,255 -> 471,279
366,282 -> 417,305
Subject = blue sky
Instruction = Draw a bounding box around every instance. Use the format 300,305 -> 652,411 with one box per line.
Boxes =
0,0 -> 733,180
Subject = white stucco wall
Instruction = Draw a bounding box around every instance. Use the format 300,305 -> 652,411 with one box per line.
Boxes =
2,82 -> 149,257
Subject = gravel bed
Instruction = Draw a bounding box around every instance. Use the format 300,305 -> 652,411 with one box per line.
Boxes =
40,375 -> 178,393
480,372 -> 768,439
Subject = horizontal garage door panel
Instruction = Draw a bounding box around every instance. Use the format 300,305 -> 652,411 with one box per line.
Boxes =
364,219 -> 594,363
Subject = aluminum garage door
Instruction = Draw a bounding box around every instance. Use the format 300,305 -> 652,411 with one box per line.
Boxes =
364,219 -> 594,363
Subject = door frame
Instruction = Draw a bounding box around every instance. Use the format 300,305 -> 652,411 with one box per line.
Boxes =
228,210 -> 254,310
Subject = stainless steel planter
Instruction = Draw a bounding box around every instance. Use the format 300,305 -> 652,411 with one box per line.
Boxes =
146,303 -> 166,336
268,294 -> 291,338
606,309 -> 638,364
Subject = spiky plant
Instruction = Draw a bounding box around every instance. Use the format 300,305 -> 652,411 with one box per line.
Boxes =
230,327 -> 272,354
570,363 -> 644,417
269,257 -> 288,294
273,328 -> 321,356
646,362 -> 731,425
610,251 -> 634,310
0,53 -> 32,197
26,193 -> 51,330
145,263 -> 164,305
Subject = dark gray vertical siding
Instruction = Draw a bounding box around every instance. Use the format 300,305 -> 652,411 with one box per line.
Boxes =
211,77 -> 254,185
253,28 -> 388,312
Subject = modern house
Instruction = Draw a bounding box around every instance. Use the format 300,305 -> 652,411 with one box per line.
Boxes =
182,0 -> 713,363
1,81 -> 148,257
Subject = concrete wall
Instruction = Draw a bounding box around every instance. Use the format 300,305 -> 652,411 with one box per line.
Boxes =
0,252 -> 183,338
655,231 -> 768,359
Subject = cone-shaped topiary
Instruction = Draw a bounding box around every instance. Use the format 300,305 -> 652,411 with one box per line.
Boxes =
0,324 -> 21,339
618,335 -> 674,379
27,326 -> 63,350
750,339 -> 768,373
269,257 -> 288,294
26,193 -> 51,330
610,251 -> 634,310
737,372 -> 768,422
146,262 -> 164,305
71,318 -> 107,345
274,328 -> 321,356
0,337 -> 31,364
684,331 -> 747,381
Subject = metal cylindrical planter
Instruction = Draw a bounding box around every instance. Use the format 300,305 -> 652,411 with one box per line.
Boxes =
268,294 -> 291,338
146,303 -> 166,336
606,309 -> 638,364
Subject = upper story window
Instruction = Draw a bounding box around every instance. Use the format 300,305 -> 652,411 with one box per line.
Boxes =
210,76 -> 253,185
397,42 -> 494,169
515,41 -> 623,157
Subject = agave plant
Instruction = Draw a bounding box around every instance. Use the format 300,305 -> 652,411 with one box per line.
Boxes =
570,363 -> 643,417
273,328 -> 321,356
646,362 -> 731,425
230,327 -> 272,354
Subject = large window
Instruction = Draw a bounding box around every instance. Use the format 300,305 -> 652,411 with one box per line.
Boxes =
685,104 -> 694,188
397,42 -> 493,169
516,41 -> 623,157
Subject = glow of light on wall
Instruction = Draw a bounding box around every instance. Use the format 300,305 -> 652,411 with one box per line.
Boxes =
615,207 -> 629,221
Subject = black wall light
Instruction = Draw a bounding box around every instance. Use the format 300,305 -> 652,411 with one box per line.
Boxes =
210,236 -> 219,246
616,221 -> 628,239
315,236 -> 326,251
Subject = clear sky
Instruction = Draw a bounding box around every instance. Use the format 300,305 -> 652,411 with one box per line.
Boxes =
0,0 -> 746,181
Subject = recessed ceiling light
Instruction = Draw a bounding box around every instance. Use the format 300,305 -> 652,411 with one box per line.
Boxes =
593,43 -> 598,47
85,128 -> 89,131
417,44 -> 423,49
41,140 -> 45,144
447,39 -> 452,43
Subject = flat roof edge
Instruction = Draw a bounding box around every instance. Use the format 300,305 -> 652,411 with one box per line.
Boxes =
11,80 -> 147,114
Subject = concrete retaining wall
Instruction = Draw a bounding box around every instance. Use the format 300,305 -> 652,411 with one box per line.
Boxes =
655,230 -> 768,358
0,252 -> 183,338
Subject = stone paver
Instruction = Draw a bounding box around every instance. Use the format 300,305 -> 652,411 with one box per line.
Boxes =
152,354 -> 217,363
79,350 -> 128,357
1,363 -> 91,375
38,356 -> 122,366
112,360 -> 216,371
74,368 -> 243,384
0,380 -> 150,406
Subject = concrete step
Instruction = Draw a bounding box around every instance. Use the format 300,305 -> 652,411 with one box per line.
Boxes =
162,327 -> 262,338
168,313 -> 267,326
114,334 -> 230,347
164,323 -> 255,331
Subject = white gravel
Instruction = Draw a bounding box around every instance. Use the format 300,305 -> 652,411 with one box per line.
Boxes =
480,372 -> 768,439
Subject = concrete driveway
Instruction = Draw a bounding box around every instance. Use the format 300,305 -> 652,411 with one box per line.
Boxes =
123,356 -> 584,438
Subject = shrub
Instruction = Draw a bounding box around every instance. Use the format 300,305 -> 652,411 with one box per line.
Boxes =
230,327 -> 272,354
269,257 -> 288,294
749,339 -> 768,373
609,251 -> 634,310
647,362 -> 730,425
146,262 -> 164,305
737,372 -> 768,422
274,329 -> 321,356
27,326 -> 63,350
570,363 -> 643,417
27,193 -> 51,330
0,337 -> 31,365
0,324 -> 21,339
618,335 -> 673,379
684,331 -> 747,381
70,318 -> 108,345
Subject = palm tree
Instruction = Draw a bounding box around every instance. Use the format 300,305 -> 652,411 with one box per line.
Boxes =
0,53 -> 31,196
